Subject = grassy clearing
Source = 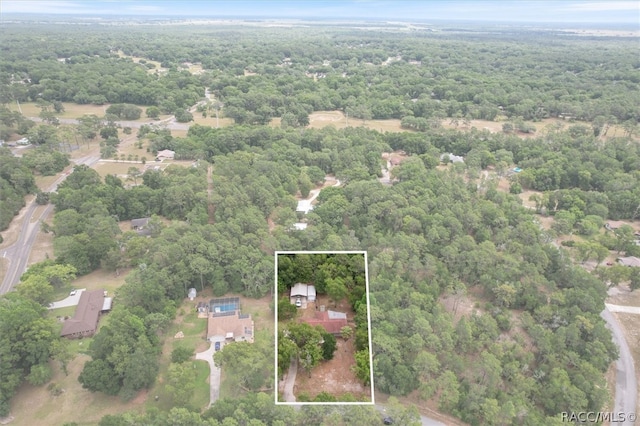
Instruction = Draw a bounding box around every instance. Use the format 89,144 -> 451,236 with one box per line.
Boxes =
70,268 -> 130,296
8,101 -> 108,119
145,297 -> 210,412
94,161 -> 143,178
8,353 -> 144,426
190,111 -> 235,128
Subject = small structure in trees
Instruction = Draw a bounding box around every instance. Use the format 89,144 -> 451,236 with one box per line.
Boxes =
131,217 -> 151,235
290,283 -> 316,308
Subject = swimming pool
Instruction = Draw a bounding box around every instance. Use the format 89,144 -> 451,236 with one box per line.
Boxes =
214,303 -> 237,313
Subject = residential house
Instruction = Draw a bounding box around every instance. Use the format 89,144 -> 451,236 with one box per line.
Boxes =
617,256 -> 640,267
131,217 -> 151,235
205,297 -> 254,344
156,149 -> 175,160
290,283 -> 317,308
207,311 -> 254,344
60,290 -> 111,339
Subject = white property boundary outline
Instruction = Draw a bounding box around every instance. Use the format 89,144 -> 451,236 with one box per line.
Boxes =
274,250 -> 375,406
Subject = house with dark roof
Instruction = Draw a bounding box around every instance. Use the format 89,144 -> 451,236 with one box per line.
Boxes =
303,310 -> 348,335
60,290 -> 111,339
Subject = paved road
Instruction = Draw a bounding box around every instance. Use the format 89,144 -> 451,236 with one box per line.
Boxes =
601,308 -> 637,426
195,342 -> 222,407
0,154 -> 99,295
606,303 -> 640,315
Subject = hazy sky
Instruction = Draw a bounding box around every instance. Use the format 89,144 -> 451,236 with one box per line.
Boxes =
1,1 -> 639,23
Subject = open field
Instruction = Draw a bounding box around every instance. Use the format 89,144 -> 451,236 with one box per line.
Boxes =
115,50 -> 166,74
7,101 -> 108,120
69,268 -> 130,296
305,110 -> 406,133
7,354 -> 145,426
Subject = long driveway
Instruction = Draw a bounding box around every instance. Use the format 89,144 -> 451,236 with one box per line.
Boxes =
282,357 -> 297,403
195,342 -> 222,407
601,308 -> 637,426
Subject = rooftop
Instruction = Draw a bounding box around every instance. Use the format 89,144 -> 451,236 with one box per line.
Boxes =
60,290 -> 106,337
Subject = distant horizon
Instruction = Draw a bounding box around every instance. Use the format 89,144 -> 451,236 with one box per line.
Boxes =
1,1 -> 639,24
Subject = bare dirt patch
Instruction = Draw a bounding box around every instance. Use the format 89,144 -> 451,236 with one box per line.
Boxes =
294,336 -> 370,401
440,292 -> 478,323
290,294 -> 370,401
608,284 -> 640,308
518,190 -> 543,209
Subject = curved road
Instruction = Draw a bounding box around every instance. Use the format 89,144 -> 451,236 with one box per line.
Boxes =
601,308 -> 637,426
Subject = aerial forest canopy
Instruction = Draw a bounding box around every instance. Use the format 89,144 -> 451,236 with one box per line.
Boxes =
0,19 -> 638,426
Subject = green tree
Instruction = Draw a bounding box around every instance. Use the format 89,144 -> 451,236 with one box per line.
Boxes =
320,331 -> 337,360
325,277 -> 347,307
26,363 -> 52,386
165,362 -> 196,407
171,346 -> 193,363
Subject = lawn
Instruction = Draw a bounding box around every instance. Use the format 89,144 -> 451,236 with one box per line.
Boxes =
145,298 -> 210,412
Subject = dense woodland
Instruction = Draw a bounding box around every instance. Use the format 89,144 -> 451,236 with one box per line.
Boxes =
0,19 -> 639,426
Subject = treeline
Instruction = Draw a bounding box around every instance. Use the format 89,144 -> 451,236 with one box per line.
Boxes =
2,24 -> 639,126
0,147 -> 36,231
0,145 -> 66,233
98,393 -> 419,425
0,261 -> 77,417
151,122 -> 640,221
1,51 -> 202,112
